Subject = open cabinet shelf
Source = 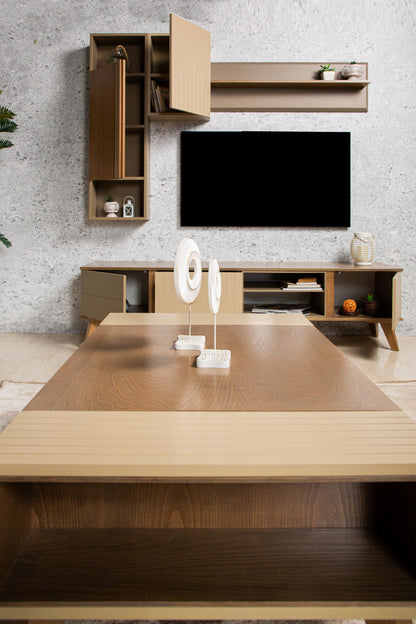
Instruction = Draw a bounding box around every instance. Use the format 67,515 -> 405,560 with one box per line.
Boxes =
2,527 -> 416,606
1,478 -> 415,619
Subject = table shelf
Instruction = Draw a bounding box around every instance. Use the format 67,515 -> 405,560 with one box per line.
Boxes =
1,528 -> 415,609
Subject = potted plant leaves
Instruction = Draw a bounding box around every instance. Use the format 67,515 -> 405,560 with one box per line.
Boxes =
319,63 -> 336,80
362,293 -> 380,316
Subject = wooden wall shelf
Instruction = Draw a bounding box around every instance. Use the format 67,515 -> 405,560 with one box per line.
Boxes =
211,62 -> 369,112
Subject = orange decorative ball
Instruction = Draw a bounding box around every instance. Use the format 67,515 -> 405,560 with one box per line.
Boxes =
343,299 -> 357,312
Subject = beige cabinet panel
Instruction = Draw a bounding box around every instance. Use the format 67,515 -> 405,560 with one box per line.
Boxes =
81,270 -> 126,321
155,271 -> 243,313
169,14 -> 211,118
392,271 -> 402,331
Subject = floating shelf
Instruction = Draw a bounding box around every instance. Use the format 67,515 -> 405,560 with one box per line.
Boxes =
211,62 -> 369,112
212,79 -> 370,89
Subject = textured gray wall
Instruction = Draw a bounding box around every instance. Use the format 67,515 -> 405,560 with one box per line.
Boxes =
1,0 -> 415,333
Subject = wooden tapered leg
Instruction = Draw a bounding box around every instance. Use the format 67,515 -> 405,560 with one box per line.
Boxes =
380,322 -> 400,351
369,322 -> 379,337
85,318 -> 100,339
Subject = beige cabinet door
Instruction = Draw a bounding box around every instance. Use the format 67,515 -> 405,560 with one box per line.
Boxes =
155,271 -> 243,313
89,59 -> 125,180
169,14 -> 211,118
392,271 -> 402,331
81,270 -> 126,321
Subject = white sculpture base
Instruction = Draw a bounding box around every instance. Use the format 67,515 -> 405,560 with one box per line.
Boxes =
196,349 -> 231,368
175,335 -> 205,351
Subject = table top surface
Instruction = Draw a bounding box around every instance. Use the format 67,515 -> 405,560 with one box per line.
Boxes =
25,314 -> 397,414
0,313 -> 415,480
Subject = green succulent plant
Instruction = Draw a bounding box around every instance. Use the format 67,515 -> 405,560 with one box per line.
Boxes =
365,293 -> 375,301
105,195 -> 114,202
319,63 -> 336,72
0,90 -> 17,248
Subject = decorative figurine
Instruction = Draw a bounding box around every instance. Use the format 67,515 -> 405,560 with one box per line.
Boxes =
123,196 -> 134,218
174,238 -> 205,351
196,257 -> 231,368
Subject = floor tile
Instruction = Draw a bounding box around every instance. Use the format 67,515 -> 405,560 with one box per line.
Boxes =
0,380 -> 44,431
329,335 -> 416,383
0,332 -> 83,382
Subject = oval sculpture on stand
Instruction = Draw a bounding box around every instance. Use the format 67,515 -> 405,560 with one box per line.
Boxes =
174,238 -> 205,350
197,258 -> 231,368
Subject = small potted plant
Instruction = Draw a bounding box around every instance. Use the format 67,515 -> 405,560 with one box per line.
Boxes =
362,293 -> 380,316
319,63 -> 336,80
103,194 -> 120,218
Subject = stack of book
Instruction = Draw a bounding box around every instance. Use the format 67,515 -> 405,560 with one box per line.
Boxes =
280,277 -> 323,292
251,303 -> 311,314
151,80 -> 170,112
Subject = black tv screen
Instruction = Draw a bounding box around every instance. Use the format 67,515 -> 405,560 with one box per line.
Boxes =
180,131 -> 351,227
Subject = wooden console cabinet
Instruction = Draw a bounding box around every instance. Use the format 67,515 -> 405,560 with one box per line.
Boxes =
80,261 -> 402,349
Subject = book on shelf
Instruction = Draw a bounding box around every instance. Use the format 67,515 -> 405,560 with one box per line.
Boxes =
150,80 -> 171,113
251,303 -> 311,314
279,278 -> 323,291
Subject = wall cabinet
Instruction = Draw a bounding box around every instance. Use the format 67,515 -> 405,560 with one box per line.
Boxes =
89,22 -> 369,223
88,15 -> 211,221
81,262 -> 402,350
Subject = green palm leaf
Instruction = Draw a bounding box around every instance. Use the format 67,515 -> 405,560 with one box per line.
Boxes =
0,233 -> 12,248
0,138 -> 13,149
0,105 -> 16,120
0,119 -> 17,132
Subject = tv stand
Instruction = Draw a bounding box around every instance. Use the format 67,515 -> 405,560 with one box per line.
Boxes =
80,261 -> 402,350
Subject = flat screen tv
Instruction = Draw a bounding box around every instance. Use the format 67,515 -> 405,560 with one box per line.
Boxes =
180,131 -> 351,227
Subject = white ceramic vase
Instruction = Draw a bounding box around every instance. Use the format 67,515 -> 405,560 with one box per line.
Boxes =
351,232 -> 375,265
104,201 -> 120,218
322,71 -> 335,80
342,64 -> 364,80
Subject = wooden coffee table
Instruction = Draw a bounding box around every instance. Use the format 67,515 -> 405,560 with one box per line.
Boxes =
0,313 -> 415,622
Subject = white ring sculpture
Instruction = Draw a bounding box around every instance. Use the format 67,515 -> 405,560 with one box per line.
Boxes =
173,238 -> 205,351
174,238 -> 202,305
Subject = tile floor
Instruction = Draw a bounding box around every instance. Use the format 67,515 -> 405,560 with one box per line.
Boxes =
0,329 -> 415,624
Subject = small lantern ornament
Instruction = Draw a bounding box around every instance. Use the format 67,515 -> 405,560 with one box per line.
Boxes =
123,196 -> 135,218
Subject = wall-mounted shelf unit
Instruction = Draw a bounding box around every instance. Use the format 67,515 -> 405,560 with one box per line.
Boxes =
88,16 -> 211,222
211,62 -> 369,112
89,34 -> 149,221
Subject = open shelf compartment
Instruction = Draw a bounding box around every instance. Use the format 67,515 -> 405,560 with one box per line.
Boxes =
1,480 -> 415,617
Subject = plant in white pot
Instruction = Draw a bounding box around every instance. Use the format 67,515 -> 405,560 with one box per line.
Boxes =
319,63 -> 336,80
103,194 -> 120,218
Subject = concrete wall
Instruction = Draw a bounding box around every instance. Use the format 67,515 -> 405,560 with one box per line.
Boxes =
1,0 -> 415,334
